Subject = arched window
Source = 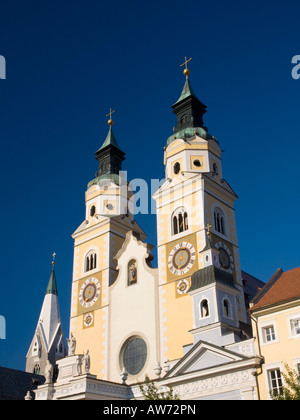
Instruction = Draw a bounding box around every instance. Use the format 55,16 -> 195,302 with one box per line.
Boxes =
172,207 -> 189,235
213,162 -> 219,175
184,212 -> 188,231
200,299 -> 210,318
180,114 -> 189,126
214,208 -> 225,235
33,364 -> 40,375
173,216 -> 178,235
178,212 -> 183,232
85,251 -> 97,272
223,299 -> 231,318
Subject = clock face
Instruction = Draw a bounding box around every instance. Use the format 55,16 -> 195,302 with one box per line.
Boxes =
219,248 -> 230,269
168,242 -> 196,276
177,279 -> 190,295
79,278 -> 100,308
83,313 -> 94,328
215,242 -> 234,273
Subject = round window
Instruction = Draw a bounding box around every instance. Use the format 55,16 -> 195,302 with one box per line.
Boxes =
122,337 -> 147,375
193,159 -> 201,167
173,162 -> 181,174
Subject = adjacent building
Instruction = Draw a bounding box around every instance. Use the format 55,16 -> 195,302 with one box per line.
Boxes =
250,267 -> 300,400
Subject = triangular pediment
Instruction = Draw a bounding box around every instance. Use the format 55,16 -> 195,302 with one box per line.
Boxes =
166,340 -> 245,378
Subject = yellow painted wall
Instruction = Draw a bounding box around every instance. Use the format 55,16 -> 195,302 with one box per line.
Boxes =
71,305 -> 107,378
161,281 -> 193,360
70,214 -> 129,379
252,303 -> 300,400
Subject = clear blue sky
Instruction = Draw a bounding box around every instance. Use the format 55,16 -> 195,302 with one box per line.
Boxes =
0,0 -> 300,371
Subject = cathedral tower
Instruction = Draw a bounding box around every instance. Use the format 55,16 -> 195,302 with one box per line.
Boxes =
69,113 -> 153,381
153,59 -> 247,364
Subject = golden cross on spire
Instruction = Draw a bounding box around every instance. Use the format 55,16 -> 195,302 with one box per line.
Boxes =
180,56 -> 192,79
52,252 -> 56,267
200,224 -> 212,237
205,224 -> 212,237
106,108 -> 115,126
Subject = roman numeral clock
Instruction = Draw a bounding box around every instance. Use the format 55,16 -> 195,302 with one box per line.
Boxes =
78,278 -> 101,309
167,241 -> 197,295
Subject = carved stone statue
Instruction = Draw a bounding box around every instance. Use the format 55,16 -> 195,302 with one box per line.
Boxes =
45,359 -> 53,384
83,349 -> 90,373
67,332 -> 76,356
76,356 -> 82,376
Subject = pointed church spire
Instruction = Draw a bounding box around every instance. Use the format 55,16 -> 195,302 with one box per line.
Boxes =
96,108 -> 123,152
172,57 -> 207,135
25,253 -> 67,375
95,109 -> 125,177
97,125 -> 122,152
45,253 -> 58,296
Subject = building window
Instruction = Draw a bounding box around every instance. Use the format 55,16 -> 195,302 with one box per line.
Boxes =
268,368 -> 283,397
290,318 -> 300,337
173,162 -> 181,175
263,325 -> 276,343
90,205 -> 96,217
33,364 -> 40,375
85,251 -> 97,272
122,337 -> 147,376
172,207 -> 189,235
200,299 -> 210,318
214,208 -> 225,235
223,299 -> 231,318
180,114 -> 189,126
213,162 -> 219,175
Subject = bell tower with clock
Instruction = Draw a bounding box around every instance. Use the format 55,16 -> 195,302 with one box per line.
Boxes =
153,58 -> 247,364
69,112 -> 146,380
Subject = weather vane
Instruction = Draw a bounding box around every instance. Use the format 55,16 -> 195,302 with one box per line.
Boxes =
180,56 -> 192,79
106,108 -> 115,126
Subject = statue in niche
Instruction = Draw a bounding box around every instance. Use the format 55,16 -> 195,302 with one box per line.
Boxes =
128,260 -> 137,285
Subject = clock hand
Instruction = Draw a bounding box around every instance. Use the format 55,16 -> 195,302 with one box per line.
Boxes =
177,255 -> 183,269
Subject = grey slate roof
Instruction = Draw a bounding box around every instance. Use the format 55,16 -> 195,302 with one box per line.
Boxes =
189,265 -> 237,293
0,366 -> 45,400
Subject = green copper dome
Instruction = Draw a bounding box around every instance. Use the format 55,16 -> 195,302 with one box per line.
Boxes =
166,126 -> 215,146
